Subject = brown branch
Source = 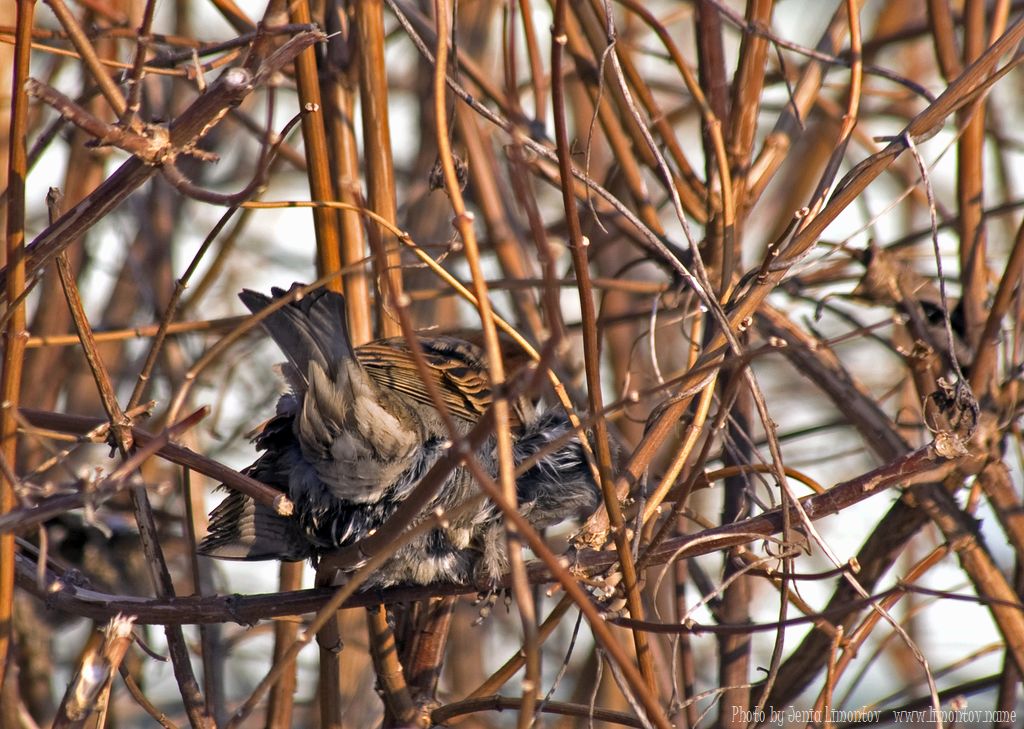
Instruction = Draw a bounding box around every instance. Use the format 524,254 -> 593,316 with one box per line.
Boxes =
356,0 -> 403,332
25,80 -> 164,162
16,443 -> 951,626
42,0 -> 128,118
53,614 -> 135,728
367,604 -> 418,725
0,0 -> 35,694
431,694 -> 646,727
552,0 -> 655,697
18,408 -> 293,516
7,28 -> 325,294
0,407 -> 208,534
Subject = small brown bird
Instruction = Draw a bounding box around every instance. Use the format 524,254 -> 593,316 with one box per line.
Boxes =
198,285 -> 600,587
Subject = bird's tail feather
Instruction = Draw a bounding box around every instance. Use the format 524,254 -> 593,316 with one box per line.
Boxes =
239,284 -> 354,388
197,491 -> 312,562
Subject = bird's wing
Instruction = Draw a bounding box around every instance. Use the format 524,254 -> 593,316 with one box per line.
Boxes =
357,336 -> 526,427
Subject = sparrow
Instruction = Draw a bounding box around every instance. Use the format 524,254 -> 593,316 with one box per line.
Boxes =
198,284 -> 600,588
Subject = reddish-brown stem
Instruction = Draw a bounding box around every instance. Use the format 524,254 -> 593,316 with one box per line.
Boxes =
551,0 -> 655,696
0,0 -> 34,694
